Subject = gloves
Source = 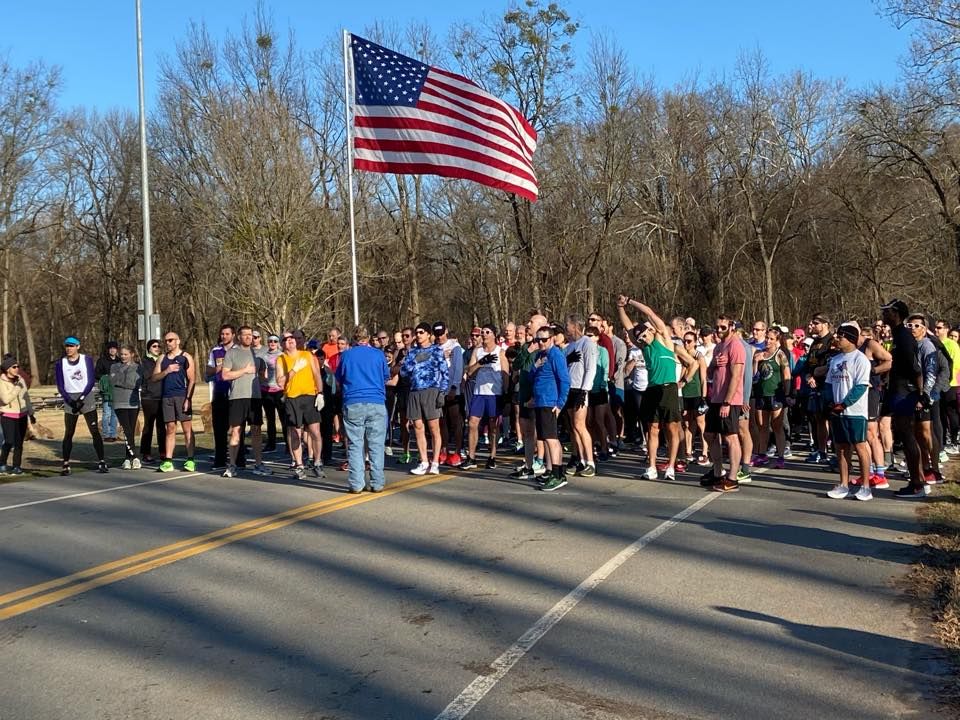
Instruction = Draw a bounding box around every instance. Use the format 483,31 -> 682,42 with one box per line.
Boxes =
566,350 -> 581,365
919,392 -> 932,410
314,394 -> 325,411
477,353 -> 497,365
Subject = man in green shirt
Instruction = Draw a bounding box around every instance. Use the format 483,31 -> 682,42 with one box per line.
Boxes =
617,296 -> 695,481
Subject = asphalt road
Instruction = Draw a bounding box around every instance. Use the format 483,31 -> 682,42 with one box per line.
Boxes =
0,447 -> 946,719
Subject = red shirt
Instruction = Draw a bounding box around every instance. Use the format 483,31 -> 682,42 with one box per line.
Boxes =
597,333 -> 615,381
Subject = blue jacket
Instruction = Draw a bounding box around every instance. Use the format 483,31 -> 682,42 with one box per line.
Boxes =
531,346 -> 570,408
336,345 -> 390,406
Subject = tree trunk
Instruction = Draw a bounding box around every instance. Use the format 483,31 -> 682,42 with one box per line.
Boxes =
15,287 -> 39,383
763,255 -> 775,323
2,247 -> 9,355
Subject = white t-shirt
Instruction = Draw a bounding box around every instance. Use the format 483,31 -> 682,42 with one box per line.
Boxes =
627,347 -> 648,392
826,350 -> 871,418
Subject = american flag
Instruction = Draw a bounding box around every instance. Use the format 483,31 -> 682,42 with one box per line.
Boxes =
349,34 -> 539,202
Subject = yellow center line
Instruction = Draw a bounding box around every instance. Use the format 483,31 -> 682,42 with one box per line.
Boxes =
0,472 -> 454,621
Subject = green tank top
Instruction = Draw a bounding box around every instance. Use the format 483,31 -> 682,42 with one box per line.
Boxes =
681,365 -> 701,398
757,352 -> 784,397
642,338 -> 677,386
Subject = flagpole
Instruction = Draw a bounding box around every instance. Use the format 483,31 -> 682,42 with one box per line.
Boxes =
343,30 -> 360,328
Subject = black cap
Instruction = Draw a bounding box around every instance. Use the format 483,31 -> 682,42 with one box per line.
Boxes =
107,340 -> 119,350
1,357 -> 17,373
881,298 -> 909,318
432,321 -> 447,336
836,324 -> 860,344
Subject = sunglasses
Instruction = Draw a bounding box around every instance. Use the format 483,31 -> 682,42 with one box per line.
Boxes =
164,338 -> 176,342
471,333 -> 481,337
402,333 -> 412,338
7,364 -> 18,369
533,336 -> 550,343
481,330 -> 493,335
683,338 -> 696,344
905,322 -> 926,329
716,325 -> 729,331
415,330 -> 427,335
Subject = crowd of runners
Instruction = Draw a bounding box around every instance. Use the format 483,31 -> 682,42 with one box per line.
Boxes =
13,295 -> 956,501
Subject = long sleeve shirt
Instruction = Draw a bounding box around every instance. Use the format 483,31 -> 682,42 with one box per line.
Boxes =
565,336 -> 597,392
531,346 -> 570,408
400,344 -> 449,393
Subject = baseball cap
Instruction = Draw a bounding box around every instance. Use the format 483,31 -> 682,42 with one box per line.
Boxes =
306,339 -> 319,350
699,325 -> 714,336
471,326 -> 482,335
432,321 -> 447,336
64,336 -> 80,347
881,298 -> 909,317
106,340 -> 119,350
267,334 -> 280,342
802,337 -> 814,348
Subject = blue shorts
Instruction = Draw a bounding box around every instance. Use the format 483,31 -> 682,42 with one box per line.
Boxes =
468,394 -> 504,420
830,415 -> 868,445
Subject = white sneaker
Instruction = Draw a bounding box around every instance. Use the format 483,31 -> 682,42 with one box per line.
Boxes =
663,467 -> 676,481
855,485 -> 873,501
924,483 -> 932,495
783,449 -> 794,459
384,446 -> 393,456
122,459 -> 132,470
532,461 -> 546,477
428,462 -> 440,475
131,458 -> 141,470
222,466 -> 236,478
826,485 -> 850,499
940,450 -> 949,464
642,466 -> 658,480
410,462 -> 429,476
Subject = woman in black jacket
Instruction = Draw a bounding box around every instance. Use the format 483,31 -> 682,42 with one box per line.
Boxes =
139,339 -> 164,462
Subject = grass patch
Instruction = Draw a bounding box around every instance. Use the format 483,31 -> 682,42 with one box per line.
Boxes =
906,472 -> 960,704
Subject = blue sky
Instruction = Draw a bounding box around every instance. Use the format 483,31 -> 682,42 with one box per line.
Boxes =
3,1 -> 911,113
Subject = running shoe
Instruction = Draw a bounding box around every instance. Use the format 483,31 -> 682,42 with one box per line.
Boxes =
458,457 -> 478,470
752,455 -> 769,467
946,444 -> 960,456
642,466 -> 658,481
696,455 -> 711,466
826,485 -> 850,499
222,466 -> 236,478
894,485 -> 926,499
712,478 -> 739,493
923,470 -> 938,485
97,461 -> 108,474
446,452 -> 462,467
940,450 -> 949,464
804,451 -> 822,464
438,449 -> 448,465
253,463 -> 273,476
855,486 -> 873,501
410,462 -> 429,476
183,459 -> 196,472
132,458 -> 142,470
383,446 -> 394,456
871,474 -> 890,489
783,449 -> 794,459
579,463 -> 596,477
486,457 -> 497,469
61,463 -> 71,476
428,462 -> 440,475
312,463 -> 324,478
664,467 -> 676,481
158,460 -> 174,473
122,459 -> 132,470
736,469 -> 752,484
9,467 -> 22,475
510,466 -> 535,479
532,459 -> 547,477
675,460 -> 687,473
774,457 -> 785,469
294,465 -> 306,480
540,475 -> 567,492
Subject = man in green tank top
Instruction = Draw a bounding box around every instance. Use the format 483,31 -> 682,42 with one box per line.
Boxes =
617,295 -> 696,482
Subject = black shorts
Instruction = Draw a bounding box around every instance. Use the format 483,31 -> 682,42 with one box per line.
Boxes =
161,395 -> 191,423
564,388 -> 587,412
756,395 -> 785,412
639,384 -> 681,424
682,396 -> 701,413
519,404 -> 533,420
229,398 -> 263,427
535,407 -> 559,440
285,394 -> 320,427
867,389 -> 880,422
396,391 -> 410,418
706,402 -> 741,436
588,389 -> 609,406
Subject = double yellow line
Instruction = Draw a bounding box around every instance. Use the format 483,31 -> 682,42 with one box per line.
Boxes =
0,472 -> 452,621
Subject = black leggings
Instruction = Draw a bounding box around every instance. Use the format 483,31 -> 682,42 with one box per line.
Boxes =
63,410 -> 104,463
0,415 -> 27,468
939,388 -> 959,445
139,397 -> 164,457
261,392 -> 284,446
116,408 -> 139,459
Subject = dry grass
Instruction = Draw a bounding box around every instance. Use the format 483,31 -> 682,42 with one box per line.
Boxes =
905,469 -> 960,705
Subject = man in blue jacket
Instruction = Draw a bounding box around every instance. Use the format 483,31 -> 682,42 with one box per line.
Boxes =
336,325 -> 391,493
530,324 -> 571,491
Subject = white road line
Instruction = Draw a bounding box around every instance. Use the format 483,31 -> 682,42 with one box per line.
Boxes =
434,491 -> 721,720
0,473 -> 204,512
